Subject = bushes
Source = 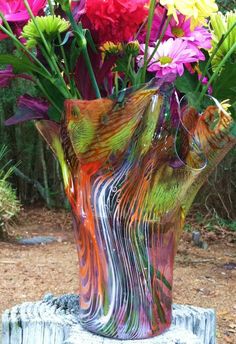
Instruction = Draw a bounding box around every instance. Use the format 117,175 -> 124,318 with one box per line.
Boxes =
194,150 -> 236,221
216,0 -> 236,13
0,146 -> 20,237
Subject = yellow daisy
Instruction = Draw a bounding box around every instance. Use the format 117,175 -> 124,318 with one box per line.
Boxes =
160,0 -> 218,27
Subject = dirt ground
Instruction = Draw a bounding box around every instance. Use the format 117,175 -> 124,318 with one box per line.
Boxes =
0,207 -> 236,343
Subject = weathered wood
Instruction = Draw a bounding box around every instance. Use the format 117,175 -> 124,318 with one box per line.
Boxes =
2,294 -> 216,344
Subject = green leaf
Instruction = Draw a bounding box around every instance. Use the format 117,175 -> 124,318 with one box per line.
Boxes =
114,56 -> 130,73
185,92 -> 201,108
114,55 -> 135,83
212,63 -> 236,106
37,76 -> 65,119
0,54 -> 42,74
198,50 -> 211,74
230,122 -> 236,137
47,105 -> 62,122
174,69 -> 198,94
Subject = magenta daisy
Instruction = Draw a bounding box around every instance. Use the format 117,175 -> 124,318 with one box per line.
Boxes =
164,14 -> 212,50
0,0 -> 46,40
150,8 -> 212,50
137,38 -> 205,78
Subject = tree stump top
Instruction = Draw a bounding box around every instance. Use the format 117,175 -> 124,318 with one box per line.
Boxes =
2,294 -> 216,344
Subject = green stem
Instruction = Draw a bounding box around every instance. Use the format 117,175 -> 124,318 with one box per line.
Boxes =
47,0 -> 55,15
196,21 -> 236,93
141,0 -> 156,83
38,43 -> 56,72
47,0 -> 74,96
199,41 -> 236,103
57,34 -> 77,97
23,0 -> 71,98
114,72 -> 118,97
82,47 -> 101,98
0,20 -> 74,104
147,15 -> 172,65
66,10 -> 101,98
124,54 -> 133,87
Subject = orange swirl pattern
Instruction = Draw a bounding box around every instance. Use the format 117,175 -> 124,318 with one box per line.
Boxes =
35,82 -> 235,339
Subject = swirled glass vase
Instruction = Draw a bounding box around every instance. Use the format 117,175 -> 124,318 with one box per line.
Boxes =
36,81 -> 235,340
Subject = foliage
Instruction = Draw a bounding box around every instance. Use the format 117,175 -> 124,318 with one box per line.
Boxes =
216,0 -> 236,13
185,208 -> 236,234
195,150 -> 236,220
0,0 -> 235,224
0,40 -> 67,207
0,146 -> 20,235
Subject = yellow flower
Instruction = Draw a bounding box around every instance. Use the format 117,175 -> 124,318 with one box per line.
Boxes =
210,11 -> 236,70
100,41 -> 123,62
221,100 -> 231,112
100,41 -> 123,55
160,0 -> 218,27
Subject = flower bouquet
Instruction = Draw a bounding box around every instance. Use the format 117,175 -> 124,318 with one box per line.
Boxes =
1,0 -> 236,340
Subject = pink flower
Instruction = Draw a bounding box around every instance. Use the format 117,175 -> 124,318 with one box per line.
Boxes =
0,0 -> 46,22
152,9 -> 212,50
137,38 -> 205,78
0,66 -> 32,87
83,0 -> 149,44
0,0 -> 46,40
188,25 -> 212,50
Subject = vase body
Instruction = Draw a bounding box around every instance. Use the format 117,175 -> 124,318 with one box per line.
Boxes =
36,81 -> 235,339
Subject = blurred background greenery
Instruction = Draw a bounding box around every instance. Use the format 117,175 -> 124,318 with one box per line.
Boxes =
215,0 -> 236,12
0,0 -> 235,236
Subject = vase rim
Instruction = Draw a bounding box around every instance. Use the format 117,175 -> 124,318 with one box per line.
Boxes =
64,77 -> 175,106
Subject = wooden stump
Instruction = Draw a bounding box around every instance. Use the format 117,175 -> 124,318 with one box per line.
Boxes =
2,294 -> 216,344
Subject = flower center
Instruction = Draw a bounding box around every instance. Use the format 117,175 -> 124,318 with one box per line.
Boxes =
171,27 -> 184,38
159,56 -> 173,65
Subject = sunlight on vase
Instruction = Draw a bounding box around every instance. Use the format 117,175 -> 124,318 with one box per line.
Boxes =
35,80 -> 235,339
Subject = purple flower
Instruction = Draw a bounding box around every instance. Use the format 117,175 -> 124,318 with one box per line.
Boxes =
5,95 -> 49,126
71,0 -> 86,21
137,38 -> 205,79
198,75 -> 213,94
0,67 -> 16,87
0,66 -> 32,88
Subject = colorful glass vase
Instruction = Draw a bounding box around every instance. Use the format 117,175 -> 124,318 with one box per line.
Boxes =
36,81 -> 235,339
